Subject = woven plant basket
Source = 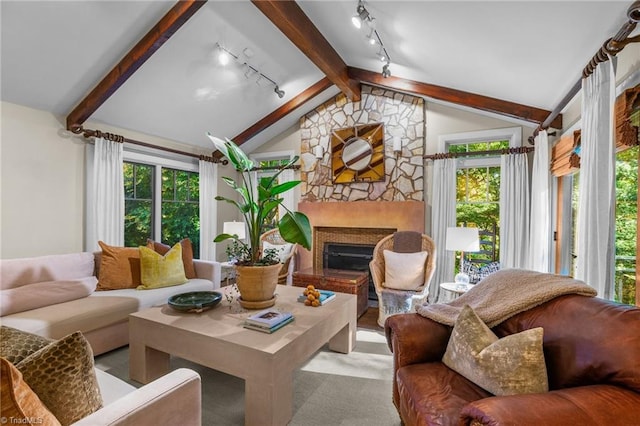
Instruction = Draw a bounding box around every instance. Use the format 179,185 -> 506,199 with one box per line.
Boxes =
235,263 -> 281,309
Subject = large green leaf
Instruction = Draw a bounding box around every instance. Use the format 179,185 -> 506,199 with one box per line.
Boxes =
269,180 -> 301,197
278,211 -> 312,250
224,138 -> 254,172
206,133 -> 229,160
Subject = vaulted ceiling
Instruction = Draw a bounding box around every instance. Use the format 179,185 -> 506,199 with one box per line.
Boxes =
1,1 -> 635,153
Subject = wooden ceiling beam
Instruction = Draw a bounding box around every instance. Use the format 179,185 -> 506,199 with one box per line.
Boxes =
251,0 -> 360,102
66,0 -> 207,130
348,67 -> 562,129
231,77 -> 334,147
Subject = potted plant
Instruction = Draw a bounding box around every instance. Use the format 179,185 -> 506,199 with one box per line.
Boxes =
207,133 -> 312,308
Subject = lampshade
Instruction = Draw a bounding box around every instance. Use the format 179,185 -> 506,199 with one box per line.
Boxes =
223,221 -> 245,240
445,227 -> 480,252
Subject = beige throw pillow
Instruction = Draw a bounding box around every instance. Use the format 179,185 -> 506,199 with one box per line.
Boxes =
443,304 -> 548,396
16,331 -> 103,425
383,250 -> 428,290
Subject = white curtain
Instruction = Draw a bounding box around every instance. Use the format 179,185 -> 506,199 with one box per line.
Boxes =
279,168 -> 295,218
499,152 -> 530,269
575,58 -> 617,299
199,159 -> 219,261
528,130 -> 551,272
430,158 -> 457,303
91,137 -> 124,249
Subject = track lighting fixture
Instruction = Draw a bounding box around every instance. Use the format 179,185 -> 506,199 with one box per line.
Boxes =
351,1 -> 392,77
215,43 -> 285,99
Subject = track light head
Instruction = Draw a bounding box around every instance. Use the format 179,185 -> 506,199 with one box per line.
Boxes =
352,1 -> 369,29
382,62 -> 391,78
217,44 -> 230,66
274,86 -> 285,99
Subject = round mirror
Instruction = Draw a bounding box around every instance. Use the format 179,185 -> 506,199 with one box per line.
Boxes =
341,137 -> 373,171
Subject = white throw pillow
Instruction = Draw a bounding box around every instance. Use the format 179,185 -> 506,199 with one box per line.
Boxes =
383,250 -> 428,290
262,241 -> 293,263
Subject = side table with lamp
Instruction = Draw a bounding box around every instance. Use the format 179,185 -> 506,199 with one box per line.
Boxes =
441,226 -> 480,297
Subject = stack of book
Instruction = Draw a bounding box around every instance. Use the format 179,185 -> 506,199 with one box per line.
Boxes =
243,309 -> 294,333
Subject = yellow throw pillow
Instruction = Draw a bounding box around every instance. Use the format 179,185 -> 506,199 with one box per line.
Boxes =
146,238 -> 196,279
1,357 -> 61,426
442,304 -> 548,396
16,332 -> 103,425
138,242 -> 188,290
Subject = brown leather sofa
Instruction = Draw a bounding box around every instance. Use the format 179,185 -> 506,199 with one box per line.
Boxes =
385,294 -> 640,425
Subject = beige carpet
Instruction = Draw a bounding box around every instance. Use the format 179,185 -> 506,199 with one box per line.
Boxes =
95,329 -> 400,426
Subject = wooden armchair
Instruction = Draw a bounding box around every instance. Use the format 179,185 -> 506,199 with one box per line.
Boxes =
369,232 -> 436,327
260,228 -> 298,285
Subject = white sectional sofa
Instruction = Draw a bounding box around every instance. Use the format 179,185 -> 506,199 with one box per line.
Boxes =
0,251 -> 222,355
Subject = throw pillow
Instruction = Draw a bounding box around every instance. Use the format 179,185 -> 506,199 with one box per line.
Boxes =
16,331 -> 103,425
96,241 -> 141,290
1,357 -> 61,426
462,261 -> 501,284
262,241 -> 294,263
443,304 -> 548,396
146,238 -> 196,279
138,243 -> 188,290
383,250 -> 428,290
0,326 -> 52,365
0,277 -> 97,316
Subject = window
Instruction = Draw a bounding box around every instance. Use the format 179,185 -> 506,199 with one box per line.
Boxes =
123,151 -> 199,258
614,146 -> 637,305
250,151 -> 295,231
440,127 -> 521,271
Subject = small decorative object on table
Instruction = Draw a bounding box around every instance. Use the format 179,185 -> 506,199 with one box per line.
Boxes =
243,308 -> 294,333
168,291 -> 223,313
298,285 -> 336,306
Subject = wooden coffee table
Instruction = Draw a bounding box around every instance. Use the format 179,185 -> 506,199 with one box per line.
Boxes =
129,284 -> 357,426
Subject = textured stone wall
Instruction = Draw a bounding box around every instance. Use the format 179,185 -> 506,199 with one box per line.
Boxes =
299,85 -> 424,202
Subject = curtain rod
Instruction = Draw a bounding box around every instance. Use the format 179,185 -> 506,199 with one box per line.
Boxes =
529,0 -> 640,145
424,146 -> 534,160
70,124 -> 228,165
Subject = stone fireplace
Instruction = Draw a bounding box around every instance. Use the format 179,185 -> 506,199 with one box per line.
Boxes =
297,201 -> 425,271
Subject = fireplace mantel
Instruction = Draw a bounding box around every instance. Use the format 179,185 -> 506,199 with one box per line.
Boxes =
297,201 -> 425,270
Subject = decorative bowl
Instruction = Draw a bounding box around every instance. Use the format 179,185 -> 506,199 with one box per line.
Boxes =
168,291 -> 222,313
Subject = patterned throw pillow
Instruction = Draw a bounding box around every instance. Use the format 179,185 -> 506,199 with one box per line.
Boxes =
0,326 -> 52,364
442,304 -> 548,396
463,261 -> 500,284
16,331 -> 103,425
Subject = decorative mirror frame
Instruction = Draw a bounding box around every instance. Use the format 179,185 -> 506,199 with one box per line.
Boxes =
331,123 -> 385,184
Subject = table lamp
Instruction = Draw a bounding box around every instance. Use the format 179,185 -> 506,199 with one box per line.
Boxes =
445,227 -> 480,284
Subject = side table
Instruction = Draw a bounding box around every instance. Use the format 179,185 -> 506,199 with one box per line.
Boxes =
220,261 -> 236,286
293,268 -> 369,318
440,282 -> 473,298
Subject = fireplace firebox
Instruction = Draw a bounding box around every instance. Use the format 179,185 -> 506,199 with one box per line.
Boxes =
323,243 -> 376,300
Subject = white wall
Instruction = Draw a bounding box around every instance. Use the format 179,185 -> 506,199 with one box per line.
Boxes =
0,101 -> 222,259
1,102 -> 85,258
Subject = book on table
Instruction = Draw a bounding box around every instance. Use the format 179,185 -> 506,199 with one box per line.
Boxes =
297,289 -> 336,305
243,316 -> 294,333
244,309 -> 293,328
